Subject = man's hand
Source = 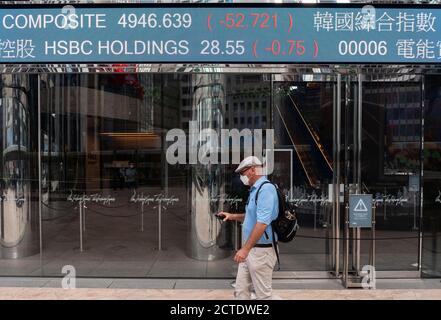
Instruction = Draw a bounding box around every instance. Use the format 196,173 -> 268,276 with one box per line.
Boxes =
234,248 -> 250,263
217,211 -> 233,222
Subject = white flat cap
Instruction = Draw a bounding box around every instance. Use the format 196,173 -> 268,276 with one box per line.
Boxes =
235,156 -> 263,173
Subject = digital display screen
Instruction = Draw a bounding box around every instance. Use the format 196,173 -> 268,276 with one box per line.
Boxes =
0,4 -> 440,63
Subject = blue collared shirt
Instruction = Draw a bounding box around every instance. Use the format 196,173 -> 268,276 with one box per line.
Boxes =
242,176 -> 279,245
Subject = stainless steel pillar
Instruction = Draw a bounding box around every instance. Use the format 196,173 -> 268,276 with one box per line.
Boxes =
0,74 -> 39,259
188,73 -> 231,261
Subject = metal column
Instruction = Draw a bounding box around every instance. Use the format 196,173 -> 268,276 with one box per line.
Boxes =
332,73 -> 342,276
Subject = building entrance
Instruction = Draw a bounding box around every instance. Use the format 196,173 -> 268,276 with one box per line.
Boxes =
0,67 -> 434,279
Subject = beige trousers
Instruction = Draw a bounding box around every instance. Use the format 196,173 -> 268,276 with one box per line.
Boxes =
234,247 -> 277,300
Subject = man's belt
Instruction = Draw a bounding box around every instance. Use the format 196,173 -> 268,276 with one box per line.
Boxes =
254,243 -> 275,248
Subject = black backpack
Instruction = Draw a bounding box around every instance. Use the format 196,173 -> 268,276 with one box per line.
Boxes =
255,181 -> 300,269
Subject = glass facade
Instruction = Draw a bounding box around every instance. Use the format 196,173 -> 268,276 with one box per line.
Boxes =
423,75 -> 441,278
0,70 -> 439,279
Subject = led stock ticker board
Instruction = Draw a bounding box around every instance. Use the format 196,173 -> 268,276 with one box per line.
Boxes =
0,5 -> 441,63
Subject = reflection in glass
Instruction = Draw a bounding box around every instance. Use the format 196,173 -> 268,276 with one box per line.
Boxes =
361,81 -> 421,271
273,81 -> 334,271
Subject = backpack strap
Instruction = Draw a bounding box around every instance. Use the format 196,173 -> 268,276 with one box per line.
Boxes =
254,181 -> 272,205
271,226 -> 281,271
256,181 -> 272,240
254,180 -> 281,271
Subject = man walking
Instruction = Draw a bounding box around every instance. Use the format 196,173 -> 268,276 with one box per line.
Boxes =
218,156 -> 279,300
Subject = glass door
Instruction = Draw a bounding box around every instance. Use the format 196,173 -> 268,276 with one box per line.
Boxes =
341,72 -> 423,282
272,72 -> 343,276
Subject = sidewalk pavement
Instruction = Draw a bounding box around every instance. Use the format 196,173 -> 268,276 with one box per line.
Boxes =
2,287 -> 441,300
0,278 -> 440,300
